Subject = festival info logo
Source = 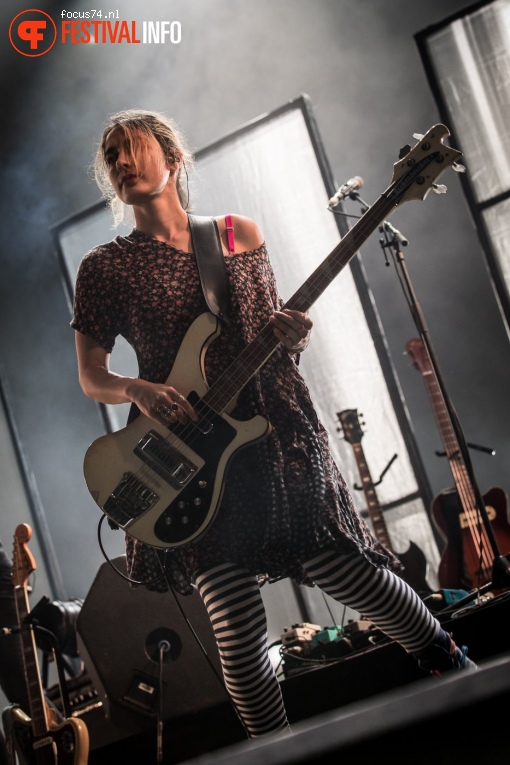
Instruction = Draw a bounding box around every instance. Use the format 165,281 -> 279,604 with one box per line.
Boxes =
9,9 -> 57,57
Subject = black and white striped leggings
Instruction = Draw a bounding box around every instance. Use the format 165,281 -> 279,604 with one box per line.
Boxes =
194,548 -> 441,738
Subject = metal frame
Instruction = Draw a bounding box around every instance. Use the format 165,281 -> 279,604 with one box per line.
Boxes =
415,0 -> 510,337
0,364 -> 66,599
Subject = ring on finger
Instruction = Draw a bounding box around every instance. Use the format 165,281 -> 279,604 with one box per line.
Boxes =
156,404 -> 173,419
171,403 -> 179,412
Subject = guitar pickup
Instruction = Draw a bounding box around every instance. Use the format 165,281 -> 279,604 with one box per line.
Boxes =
134,430 -> 198,488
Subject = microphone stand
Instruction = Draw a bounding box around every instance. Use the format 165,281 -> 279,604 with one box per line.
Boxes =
350,192 -> 510,591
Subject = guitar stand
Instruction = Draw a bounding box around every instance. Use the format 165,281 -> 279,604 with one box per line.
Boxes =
337,185 -> 510,593
352,453 -> 398,492
1,617 -> 72,719
379,223 -> 510,590
23,612 -> 72,719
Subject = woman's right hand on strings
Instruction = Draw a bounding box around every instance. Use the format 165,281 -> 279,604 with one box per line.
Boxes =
75,332 -> 197,426
126,379 -> 198,426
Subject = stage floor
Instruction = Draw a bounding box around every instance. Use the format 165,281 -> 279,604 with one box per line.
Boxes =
83,590 -> 510,764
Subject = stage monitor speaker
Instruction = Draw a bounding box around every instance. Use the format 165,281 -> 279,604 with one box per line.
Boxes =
76,555 -> 229,727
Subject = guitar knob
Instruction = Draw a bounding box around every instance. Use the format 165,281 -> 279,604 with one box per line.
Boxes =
61,731 -> 75,754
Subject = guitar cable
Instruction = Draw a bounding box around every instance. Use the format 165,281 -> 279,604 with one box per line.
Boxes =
97,513 -> 169,587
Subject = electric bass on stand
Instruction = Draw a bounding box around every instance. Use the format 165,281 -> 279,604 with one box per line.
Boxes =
83,125 -> 464,549
337,408 -> 432,595
406,337 -> 510,591
2,524 -> 89,765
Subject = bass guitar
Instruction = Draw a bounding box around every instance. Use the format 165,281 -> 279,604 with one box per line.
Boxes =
406,337 -> 510,590
337,408 -> 432,594
83,124 -> 463,549
2,523 -> 89,765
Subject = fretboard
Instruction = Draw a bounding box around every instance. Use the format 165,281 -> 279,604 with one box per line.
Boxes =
351,442 -> 393,552
14,586 -> 49,737
418,366 -> 476,513
203,191 -> 397,414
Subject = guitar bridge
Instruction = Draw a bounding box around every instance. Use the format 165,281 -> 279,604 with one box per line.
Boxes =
104,472 -> 159,526
134,430 -> 198,487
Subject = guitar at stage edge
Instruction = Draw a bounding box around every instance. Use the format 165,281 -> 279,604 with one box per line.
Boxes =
406,337 -> 510,590
82,124 -> 463,549
337,408 -> 433,595
2,524 -> 89,765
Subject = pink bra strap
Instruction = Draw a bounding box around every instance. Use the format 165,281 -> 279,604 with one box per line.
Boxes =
225,214 -> 235,254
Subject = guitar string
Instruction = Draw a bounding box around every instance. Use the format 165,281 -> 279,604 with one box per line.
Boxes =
420,350 -> 493,584
121,192 -> 399,507
117,149 -> 453,540
413,342 -> 493,585
14,534 -> 59,764
119,184 -> 433,536
352,441 -> 393,548
428,370 -> 494,583
134,146 -> 449,458
449,458 -> 493,583
181,192 -> 397,424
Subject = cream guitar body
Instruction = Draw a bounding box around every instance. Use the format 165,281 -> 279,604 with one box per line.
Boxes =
84,312 -> 271,548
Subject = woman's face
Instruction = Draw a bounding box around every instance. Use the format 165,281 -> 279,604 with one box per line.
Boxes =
104,126 -> 172,205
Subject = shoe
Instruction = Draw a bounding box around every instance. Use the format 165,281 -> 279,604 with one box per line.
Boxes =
414,629 -> 478,676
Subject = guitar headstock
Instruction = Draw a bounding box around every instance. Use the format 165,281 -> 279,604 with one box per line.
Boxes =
388,124 -> 463,207
337,409 -> 364,445
12,523 -> 36,589
405,337 -> 432,374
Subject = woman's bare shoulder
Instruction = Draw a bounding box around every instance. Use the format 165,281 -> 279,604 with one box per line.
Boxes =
215,214 -> 264,254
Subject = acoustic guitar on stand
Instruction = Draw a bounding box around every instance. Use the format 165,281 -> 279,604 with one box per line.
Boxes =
2,523 -> 89,765
337,408 -> 432,594
406,337 -> 510,591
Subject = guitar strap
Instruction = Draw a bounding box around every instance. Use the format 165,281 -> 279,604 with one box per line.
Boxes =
188,214 -> 231,325
125,214 -> 232,429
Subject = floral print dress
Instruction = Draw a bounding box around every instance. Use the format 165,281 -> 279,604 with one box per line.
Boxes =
72,227 -> 397,594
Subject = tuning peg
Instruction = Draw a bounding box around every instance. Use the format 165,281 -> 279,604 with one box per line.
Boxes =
432,183 -> 447,195
398,143 -> 412,159
411,132 -> 465,176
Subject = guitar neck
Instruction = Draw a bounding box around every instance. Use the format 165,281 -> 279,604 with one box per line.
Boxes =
202,126 -> 461,415
351,442 -> 393,552
415,352 -> 476,510
204,192 -> 397,413
14,585 -> 49,737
